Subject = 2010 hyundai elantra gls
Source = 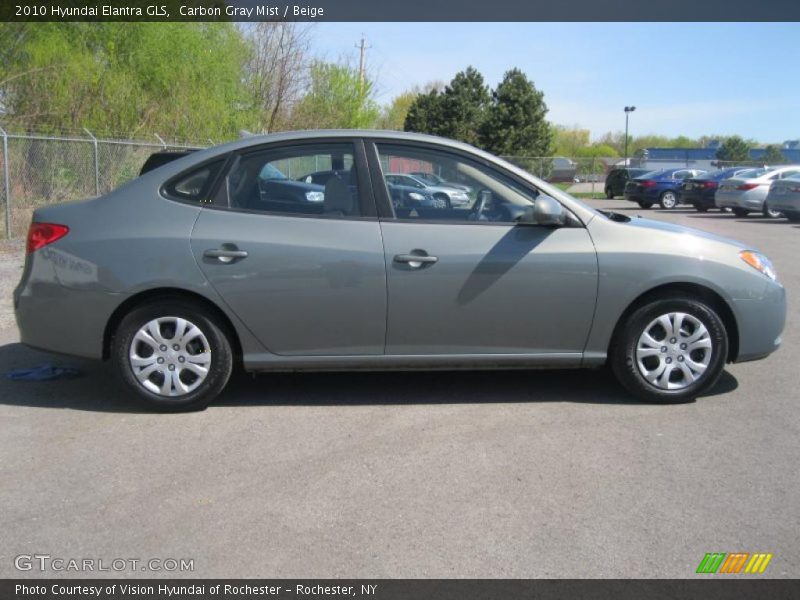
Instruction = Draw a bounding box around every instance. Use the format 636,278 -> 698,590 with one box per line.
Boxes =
14,131 -> 786,410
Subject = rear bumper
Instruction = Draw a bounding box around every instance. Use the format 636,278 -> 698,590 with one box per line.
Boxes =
715,190 -> 765,210
680,189 -> 716,208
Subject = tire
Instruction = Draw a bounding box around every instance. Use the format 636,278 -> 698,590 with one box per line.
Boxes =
605,187 -> 614,199
763,204 -> 783,218
659,190 -> 677,209
732,208 -> 749,217
111,300 -> 233,411
610,296 -> 728,403
637,201 -> 652,209
785,211 -> 800,223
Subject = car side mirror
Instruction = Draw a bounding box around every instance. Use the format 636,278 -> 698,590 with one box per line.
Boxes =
533,195 -> 566,226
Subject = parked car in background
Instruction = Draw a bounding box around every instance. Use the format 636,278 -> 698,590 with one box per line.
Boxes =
624,168 -> 707,209
409,171 -> 472,193
549,157 -> 579,183
764,175 -> 800,222
604,167 -> 649,198
385,179 -> 445,209
15,130 -> 785,411
715,166 -> 800,217
678,167 -> 753,212
385,173 -> 471,207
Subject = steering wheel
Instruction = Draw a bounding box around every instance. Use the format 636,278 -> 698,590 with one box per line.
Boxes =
469,190 -> 491,221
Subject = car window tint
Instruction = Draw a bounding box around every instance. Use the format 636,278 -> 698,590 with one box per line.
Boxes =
377,144 -> 537,223
219,144 -> 360,217
163,160 -> 224,203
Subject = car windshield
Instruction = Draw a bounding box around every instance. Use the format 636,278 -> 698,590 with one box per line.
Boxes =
637,170 -> 665,179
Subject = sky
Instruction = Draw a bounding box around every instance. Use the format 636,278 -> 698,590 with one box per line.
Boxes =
313,22 -> 800,144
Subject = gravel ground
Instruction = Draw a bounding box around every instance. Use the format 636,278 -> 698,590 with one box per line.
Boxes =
0,201 -> 797,579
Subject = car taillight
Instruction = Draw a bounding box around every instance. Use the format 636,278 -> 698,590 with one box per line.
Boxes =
641,180 -> 657,188
26,222 -> 69,254
736,183 -> 759,191
703,181 -> 718,189
789,186 -> 800,193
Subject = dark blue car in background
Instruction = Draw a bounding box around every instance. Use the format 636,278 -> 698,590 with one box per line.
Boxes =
677,166 -> 754,212
624,167 -> 707,209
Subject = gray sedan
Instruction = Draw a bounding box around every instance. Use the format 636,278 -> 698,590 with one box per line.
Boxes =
14,131 -> 786,411
765,176 -> 800,222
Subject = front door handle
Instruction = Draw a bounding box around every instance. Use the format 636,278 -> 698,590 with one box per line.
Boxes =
204,246 -> 248,263
394,253 -> 438,268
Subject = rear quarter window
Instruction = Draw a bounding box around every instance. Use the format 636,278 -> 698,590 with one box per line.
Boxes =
163,160 -> 225,204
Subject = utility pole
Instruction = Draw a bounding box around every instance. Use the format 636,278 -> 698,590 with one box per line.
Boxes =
355,35 -> 369,92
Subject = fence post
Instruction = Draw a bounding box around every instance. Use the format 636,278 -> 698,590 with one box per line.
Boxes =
154,134 -> 167,150
0,126 -> 10,239
83,128 -> 100,196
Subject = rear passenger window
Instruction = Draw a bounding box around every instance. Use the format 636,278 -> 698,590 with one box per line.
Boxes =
163,160 -> 224,204
216,143 -> 361,218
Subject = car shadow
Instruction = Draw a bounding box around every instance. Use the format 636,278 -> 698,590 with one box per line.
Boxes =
0,342 -> 739,413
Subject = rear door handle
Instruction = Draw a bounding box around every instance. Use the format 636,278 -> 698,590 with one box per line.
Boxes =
394,253 -> 438,268
204,247 -> 248,263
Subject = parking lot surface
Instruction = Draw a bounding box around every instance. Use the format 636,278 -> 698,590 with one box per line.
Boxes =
1,200 -> 798,578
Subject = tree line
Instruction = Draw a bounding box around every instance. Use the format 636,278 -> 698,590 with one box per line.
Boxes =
0,22 -> 789,163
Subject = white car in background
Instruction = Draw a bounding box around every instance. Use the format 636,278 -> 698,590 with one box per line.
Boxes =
715,165 -> 800,217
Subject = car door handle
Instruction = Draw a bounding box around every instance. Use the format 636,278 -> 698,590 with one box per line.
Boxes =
394,253 -> 438,267
204,247 -> 248,262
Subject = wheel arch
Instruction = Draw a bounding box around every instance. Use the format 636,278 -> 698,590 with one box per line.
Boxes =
102,287 -> 243,362
608,282 -> 739,363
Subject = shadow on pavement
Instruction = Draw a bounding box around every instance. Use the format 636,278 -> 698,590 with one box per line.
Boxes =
0,342 -> 739,413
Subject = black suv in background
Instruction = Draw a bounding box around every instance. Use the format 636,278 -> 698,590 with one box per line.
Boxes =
604,167 -> 649,198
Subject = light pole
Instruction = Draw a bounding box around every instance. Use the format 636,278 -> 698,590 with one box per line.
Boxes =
624,106 -> 636,166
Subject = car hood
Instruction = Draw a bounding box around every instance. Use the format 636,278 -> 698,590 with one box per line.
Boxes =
620,215 -> 749,250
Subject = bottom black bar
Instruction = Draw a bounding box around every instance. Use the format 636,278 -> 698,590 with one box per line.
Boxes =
2,579 -> 800,600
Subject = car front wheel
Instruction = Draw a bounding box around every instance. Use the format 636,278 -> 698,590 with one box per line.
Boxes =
112,300 -> 233,411
605,187 -> 614,199
611,296 -> 728,403
637,201 -> 652,209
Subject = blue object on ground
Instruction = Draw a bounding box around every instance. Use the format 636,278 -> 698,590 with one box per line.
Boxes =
6,364 -> 83,381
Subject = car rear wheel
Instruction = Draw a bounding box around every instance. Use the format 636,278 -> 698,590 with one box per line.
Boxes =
637,201 -> 652,209
694,205 -> 709,213
112,300 -> 233,411
611,296 -> 728,403
659,191 -> 677,209
732,208 -> 749,217
763,204 -> 783,218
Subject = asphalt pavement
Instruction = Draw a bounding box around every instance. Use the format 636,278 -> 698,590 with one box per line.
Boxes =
1,199 -> 797,578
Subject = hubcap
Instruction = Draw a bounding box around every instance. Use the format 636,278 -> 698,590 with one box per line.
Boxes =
662,193 -> 676,208
635,312 -> 712,390
129,317 -> 211,397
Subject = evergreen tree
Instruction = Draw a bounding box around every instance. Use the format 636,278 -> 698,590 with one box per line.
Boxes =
479,68 -> 552,158
716,136 -> 751,163
762,145 -> 787,165
438,66 -> 490,145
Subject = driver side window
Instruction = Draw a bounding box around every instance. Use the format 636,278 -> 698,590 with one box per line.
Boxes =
376,144 -> 537,223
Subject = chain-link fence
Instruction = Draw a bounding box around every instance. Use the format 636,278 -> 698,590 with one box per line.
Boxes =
0,129 -> 204,239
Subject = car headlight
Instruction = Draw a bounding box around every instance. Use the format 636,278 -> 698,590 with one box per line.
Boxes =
305,191 -> 324,203
408,192 -> 424,201
740,250 -> 777,281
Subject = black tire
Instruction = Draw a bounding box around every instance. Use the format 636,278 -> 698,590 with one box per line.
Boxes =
732,208 -> 749,217
637,201 -> 652,209
610,296 -> 728,404
785,211 -> 800,223
605,187 -> 614,199
694,205 -> 709,213
433,193 -> 452,209
763,204 -> 782,218
111,300 -> 233,411
659,190 -> 678,209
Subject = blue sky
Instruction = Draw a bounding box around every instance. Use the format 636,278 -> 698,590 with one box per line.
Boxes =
313,22 -> 799,144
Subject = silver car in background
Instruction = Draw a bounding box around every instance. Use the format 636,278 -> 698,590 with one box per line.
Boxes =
14,131 -> 786,411
385,173 -> 471,207
715,165 -> 800,217
765,175 -> 800,223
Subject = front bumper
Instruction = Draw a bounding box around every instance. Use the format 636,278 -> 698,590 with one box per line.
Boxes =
732,279 -> 786,362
